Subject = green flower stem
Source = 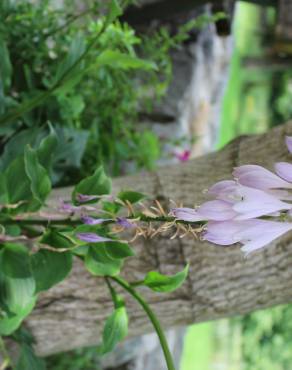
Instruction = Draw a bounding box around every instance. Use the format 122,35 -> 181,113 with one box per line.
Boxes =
0,337 -> 11,369
111,276 -> 176,370
1,215 -> 203,227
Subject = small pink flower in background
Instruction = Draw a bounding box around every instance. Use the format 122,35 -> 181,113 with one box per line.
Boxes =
175,150 -> 191,162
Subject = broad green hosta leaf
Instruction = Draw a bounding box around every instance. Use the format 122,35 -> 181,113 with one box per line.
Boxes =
31,249 -> 72,293
30,229 -> 73,293
143,265 -> 189,292
100,299 -> 128,354
117,190 -> 146,204
105,241 -> 135,259
24,145 -> 51,204
5,157 -> 35,204
85,245 -> 122,276
2,243 -> 31,279
73,166 -> 111,204
0,245 -> 36,335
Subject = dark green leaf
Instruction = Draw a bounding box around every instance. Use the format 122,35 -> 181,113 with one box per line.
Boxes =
143,265 -> 189,292
73,166 -> 111,203
95,50 -> 157,71
0,173 -> 8,204
5,157 -> 34,205
2,243 -> 31,279
105,241 -> 135,259
85,245 -> 122,276
15,343 -> 46,370
104,0 -> 122,27
34,226 -> 74,284
37,123 -> 58,173
0,249 -> 36,335
24,145 -> 51,204
31,249 -> 72,293
117,190 -> 146,204
101,302 -> 128,354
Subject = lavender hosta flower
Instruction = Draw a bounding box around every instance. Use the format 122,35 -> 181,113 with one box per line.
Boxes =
116,217 -> 136,229
204,219 -> 292,255
286,136 -> 292,154
231,185 -> 292,220
76,233 -> 113,243
275,162 -> 292,183
172,200 -> 237,222
58,200 -> 96,214
81,216 -> 111,225
173,185 -> 292,222
233,165 -> 292,190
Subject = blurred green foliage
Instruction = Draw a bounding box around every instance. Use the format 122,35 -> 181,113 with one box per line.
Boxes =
0,0 -> 167,184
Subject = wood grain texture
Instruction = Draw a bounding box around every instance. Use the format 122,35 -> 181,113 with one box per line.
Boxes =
23,122 -> 292,357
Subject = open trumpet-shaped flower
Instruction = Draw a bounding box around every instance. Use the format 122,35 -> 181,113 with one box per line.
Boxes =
172,184 -> 292,222
203,219 -> 292,255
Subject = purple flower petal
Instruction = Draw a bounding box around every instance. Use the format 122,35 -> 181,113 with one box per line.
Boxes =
116,217 -> 136,229
275,162 -> 292,183
204,219 -> 292,255
197,200 -> 237,221
81,216 -> 111,225
171,207 -> 204,222
286,136 -> 292,154
232,186 -> 292,220
239,220 -> 292,255
233,165 -> 292,190
76,233 -> 113,243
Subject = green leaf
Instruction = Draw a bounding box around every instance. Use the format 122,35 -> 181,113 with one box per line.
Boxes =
95,50 -> 157,71
2,243 -> 31,279
31,249 -> 72,293
30,229 -> 73,292
101,302 -> 128,354
24,145 -> 51,204
104,0 -> 122,27
117,190 -> 146,204
0,248 -> 36,335
5,157 -> 34,205
37,123 -> 58,173
85,245 -> 122,276
52,33 -> 86,87
105,241 -> 135,259
0,39 -> 12,90
0,172 -> 8,204
143,265 -> 189,293
73,166 -> 111,204
15,343 -> 46,370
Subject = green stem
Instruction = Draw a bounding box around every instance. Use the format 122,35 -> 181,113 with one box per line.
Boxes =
0,215 -> 203,228
111,276 -> 176,370
0,337 -> 11,369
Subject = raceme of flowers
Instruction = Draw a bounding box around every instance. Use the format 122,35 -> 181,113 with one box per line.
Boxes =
172,136 -> 292,255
